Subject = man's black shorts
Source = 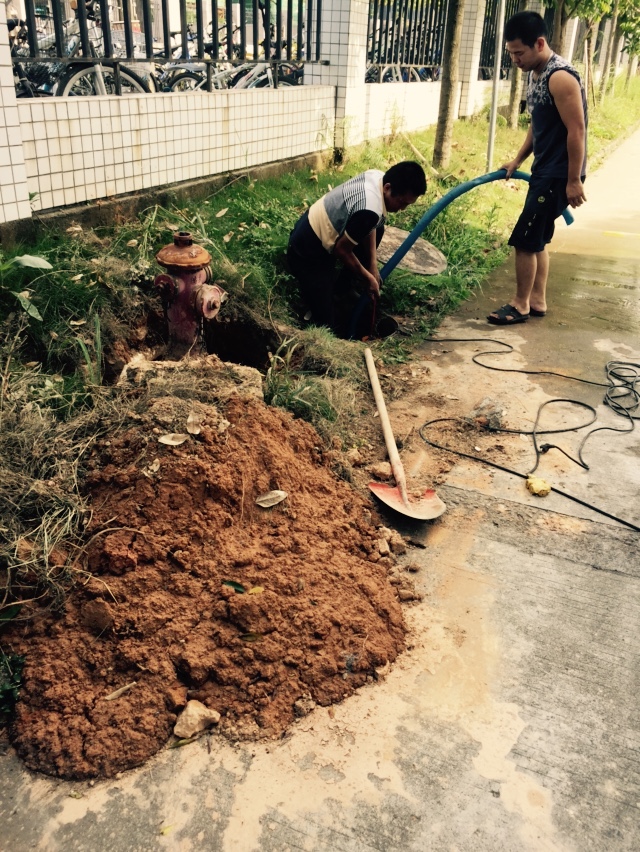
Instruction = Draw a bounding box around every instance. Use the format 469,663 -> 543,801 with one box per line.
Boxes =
508,176 -> 573,253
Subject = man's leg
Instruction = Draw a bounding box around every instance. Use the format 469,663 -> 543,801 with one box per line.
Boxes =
489,178 -> 561,323
287,213 -> 337,328
529,245 -> 549,314
512,245 -> 549,315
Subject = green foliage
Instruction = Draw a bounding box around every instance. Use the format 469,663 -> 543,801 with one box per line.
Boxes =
0,253 -> 53,321
264,338 -> 339,423
0,648 -> 25,723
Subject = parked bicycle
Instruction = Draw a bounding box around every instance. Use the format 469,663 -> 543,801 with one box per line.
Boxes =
167,59 -> 302,92
9,9 -> 149,97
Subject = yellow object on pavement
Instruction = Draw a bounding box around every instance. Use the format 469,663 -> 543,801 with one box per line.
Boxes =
526,475 -> 551,497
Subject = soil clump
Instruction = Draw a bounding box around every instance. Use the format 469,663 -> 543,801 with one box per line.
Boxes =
4,358 -> 406,780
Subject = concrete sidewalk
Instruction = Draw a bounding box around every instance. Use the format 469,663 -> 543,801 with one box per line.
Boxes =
1,132 -> 639,852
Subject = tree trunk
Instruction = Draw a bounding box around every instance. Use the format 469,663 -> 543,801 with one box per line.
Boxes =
599,0 -> 620,102
508,0 -> 528,129
550,0 -> 569,56
626,56 -> 639,90
433,0 -> 466,170
585,24 -> 597,107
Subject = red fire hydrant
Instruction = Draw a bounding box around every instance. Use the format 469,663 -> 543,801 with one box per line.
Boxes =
154,231 -> 227,347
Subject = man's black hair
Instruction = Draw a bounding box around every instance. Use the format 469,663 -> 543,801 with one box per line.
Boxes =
504,11 -> 547,47
383,161 -> 427,196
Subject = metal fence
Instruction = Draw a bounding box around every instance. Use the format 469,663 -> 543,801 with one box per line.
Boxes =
479,2 -> 556,78
11,0 -> 322,69
366,0 -> 449,73
478,0 -> 519,79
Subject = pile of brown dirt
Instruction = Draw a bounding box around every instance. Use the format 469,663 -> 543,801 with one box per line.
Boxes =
6,387 -> 406,780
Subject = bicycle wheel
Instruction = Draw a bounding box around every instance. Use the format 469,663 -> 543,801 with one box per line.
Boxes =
169,71 -> 204,91
56,65 -> 150,96
252,74 -> 297,89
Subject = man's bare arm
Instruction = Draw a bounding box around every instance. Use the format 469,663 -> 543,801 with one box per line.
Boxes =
333,235 -> 380,296
502,125 -> 534,177
549,70 -> 587,207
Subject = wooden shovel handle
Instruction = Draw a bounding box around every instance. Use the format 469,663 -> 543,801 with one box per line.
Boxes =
364,348 -> 410,507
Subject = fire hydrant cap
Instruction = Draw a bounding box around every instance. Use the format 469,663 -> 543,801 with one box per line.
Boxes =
156,231 -> 211,270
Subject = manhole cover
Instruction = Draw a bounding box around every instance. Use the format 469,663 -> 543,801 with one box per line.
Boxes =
378,226 -> 447,275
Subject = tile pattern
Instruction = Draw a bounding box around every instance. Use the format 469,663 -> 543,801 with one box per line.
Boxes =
0,4 -> 32,225
305,0 -> 369,147
458,0 -> 489,118
17,87 -> 335,213
2,2 -> 593,223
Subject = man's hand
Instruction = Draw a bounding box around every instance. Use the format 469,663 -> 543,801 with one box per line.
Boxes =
367,272 -> 381,298
566,178 -> 586,208
501,159 -> 521,179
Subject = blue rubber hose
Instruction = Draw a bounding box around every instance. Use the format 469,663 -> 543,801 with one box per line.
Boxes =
379,169 -> 574,280
348,169 -> 574,339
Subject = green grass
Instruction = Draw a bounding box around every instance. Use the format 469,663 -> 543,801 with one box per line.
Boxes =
0,75 -> 638,418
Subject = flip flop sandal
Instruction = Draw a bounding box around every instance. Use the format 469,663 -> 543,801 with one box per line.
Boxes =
530,308 -> 546,317
487,304 -> 530,325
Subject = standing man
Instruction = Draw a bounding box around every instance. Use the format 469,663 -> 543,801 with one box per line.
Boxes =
488,11 -> 587,325
287,161 -> 427,336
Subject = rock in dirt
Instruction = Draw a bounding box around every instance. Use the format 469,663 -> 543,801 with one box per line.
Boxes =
469,397 -> 504,430
174,700 -> 221,738
293,696 -> 317,717
165,682 -> 188,711
368,462 -> 392,480
345,448 -> 365,467
378,527 -> 407,555
80,600 -> 114,634
377,539 -> 391,556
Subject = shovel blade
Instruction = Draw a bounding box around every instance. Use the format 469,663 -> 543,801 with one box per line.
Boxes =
368,483 -> 446,521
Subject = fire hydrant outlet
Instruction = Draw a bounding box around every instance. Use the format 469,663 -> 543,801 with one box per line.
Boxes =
156,231 -> 212,271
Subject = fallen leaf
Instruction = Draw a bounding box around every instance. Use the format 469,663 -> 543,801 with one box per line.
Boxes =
66,225 -> 83,233
159,826 -> 174,835
216,207 -> 229,218
223,232 -> 234,243
256,490 -> 287,508
240,632 -> 263,642
248,586 -> 264,595
68,790 -> 84,799
158,433 -> 189,446
126,238 -> 138,247
186,411 -> 202,435
70,273 -> 83,281
24,361 -> 40,367
69,319 -> 86,326
259,222 -> 270,229
222,580 -> 246,593
168,736 -> 201,749
104,681 -> 137,701
148,458 -> 160,473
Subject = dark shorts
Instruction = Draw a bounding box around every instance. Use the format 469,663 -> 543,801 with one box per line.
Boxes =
286,211 -> 384,333
508,176 -> 573,253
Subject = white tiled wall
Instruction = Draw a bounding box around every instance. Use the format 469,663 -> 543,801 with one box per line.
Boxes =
0,4 -> 32,225
364,82 -> 442,138
306,0 -> 370,148
17,86 -> 335,213
458,0 -> 488,118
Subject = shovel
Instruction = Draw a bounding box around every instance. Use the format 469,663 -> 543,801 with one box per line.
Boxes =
364,348 -> 446,521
